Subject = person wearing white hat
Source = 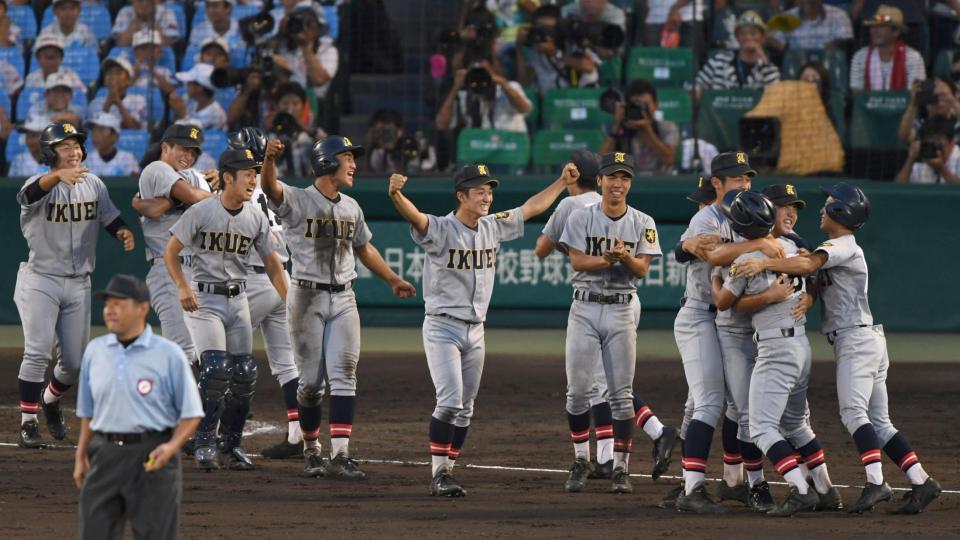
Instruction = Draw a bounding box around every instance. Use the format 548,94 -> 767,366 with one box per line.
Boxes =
199,36 -> 231,70
130,29 -> 177,93
37,0 -> 97,49
24,34 -> 85,91
27,72 -> 85,127
87,57 -> 149,129
7,117 -> 49,178
85,112 -> 141,177
113,0 -> 180,47
189,0 -> 241,49
170,64 -> 227,130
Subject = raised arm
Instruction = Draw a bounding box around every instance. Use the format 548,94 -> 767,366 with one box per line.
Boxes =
518,163 -> 578,221
735,251 -> 828,280
704,236 -> 784,267
261,139 -> 285,206
355,242 -> 417,299
387,173 -> 429,235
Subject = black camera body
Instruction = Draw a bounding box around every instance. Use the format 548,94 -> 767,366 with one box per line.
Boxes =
525,17 -> 624,53
464,65 -> 495,98
920,139 -> 942,160
916,79 -> 938,109
600,88 -> 650,122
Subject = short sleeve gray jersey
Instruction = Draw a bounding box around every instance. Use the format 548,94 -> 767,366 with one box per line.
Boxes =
814,234 -> 873,334
541,191 -> 602,248
169,195 -> 275,283
724,237 -> 807,332
680,204 -> 736,304
17,172 -> 121,276
714,263 -> 752,330
559,204 -> 662,295
412,208 -> 525,323
138,162 -> 211,261
271,184 -> 371,285
246,179 -> 289,267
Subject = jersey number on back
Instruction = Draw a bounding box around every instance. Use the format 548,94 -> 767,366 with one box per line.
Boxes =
256,193 -> 280,227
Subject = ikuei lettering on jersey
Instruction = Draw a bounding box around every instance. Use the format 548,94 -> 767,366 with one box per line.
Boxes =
45,201 -> 98,223
445,247 -> 498,270
585,236 -> 635,256
198,230 -> 253,255
304,217 -> 357,240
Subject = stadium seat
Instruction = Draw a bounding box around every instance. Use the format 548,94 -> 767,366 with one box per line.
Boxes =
214,86 -> 237,115
598,52 -> 623,88
0,89 -> 9,115
696,88 -> 762,152
202,129 -> 229,160
62,46 -> 100,86
849,91 -> 909,150
625,47 -> 693,88
933,48 -> 958,78
656,87 -> 692,124
455,128 -> 530,171
167,2 -> 187,37
0,47 -> 25,78
541,87 -> 610,129
5,132 -> 27,163
109,47 -> 177,73
532,129 -> 603,171
40,4 -> 112,41
117,129 -> 150,159
8,5 -> 37,40
14,87 -> 86,122
781,48 -> 849,96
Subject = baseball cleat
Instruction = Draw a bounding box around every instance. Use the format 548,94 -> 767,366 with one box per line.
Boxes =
42,400 -> 68,440
219,447 -> 255,471
195,445 -> 220,471
809,480 -> 844,511
767,486 -> 819,517
261,438 -> 304,459
890,477 -> 941,515
327,453 -> 366,480
610,466 -> 633,494
677,484 -> 727,514
717,481 -> 750,505
657,483 -> 684,509
430,467 -> 466,498
587,458 -> 612,479
302,449 -> 329,477
748,481 -> 776,513
17,421 -> 45,449
848,482 -> 893,514
651,426 -> 677,480
565,458 -> 591,492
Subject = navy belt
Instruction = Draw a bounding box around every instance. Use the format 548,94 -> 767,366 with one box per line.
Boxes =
681,297 -> 717,312
249,265 -> 267,274
196,281 -> 246,297
95,429 -> 172,446
755,326 -> 805,342
296,279 -> 349,292
825,324 -> 872,344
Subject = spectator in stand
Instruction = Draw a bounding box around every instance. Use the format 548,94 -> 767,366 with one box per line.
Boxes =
129,29 -> 177,94
768,0 -> 853,51
695,11 -> 780,94
436,60 -> 532,134
274,2 -> 338,100
24,34 -> 85,91
897,76 -> 960,144
27,72 -> 84,126
849,4 -> 925,92
199,36 -> 231,69
895,115 -> 960,184
642,1 -> 708,48
189,0 -> 241,49
7,117 -> 47,178
930,0 -> 960,63
169,63 -> 227,130
264,81 -> 323,178
88,57 -> 148,129
599,79 -> 678,175
84,112 -> 141,177
38,0 -> 97,50
799,61 -> 838,127
0,59 -> 23,96
516,4 -> 599,93
113,0 -> 180,47
0,0 -> 23,48
363,108 -> 437,175
852,0 -> 928,59
561,0 -> 626,60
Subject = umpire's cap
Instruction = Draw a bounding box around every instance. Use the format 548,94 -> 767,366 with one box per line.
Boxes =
227,127 -> 267,165
311,135 -> 364,177
687,175 -> 716,204
822,182 -> 870,230
762,183 -> 806,209
722,189 -> 776,240
39,122 -> 87,166
162,123 -> 204,150
95,274 -> 150,303
219,148 -> 261,171
454,164 -> 499,189
711,151 -> 756,178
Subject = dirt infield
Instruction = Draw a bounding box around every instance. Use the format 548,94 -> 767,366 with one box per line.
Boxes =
1,348 -> 958,539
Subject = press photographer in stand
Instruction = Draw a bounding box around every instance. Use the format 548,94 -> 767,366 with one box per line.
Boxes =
599,79 -> 678,175
435,60 -> 532,134
363,109 -> 436,175
274,3 -> 337,100
516,5 -> 600,93
219,7 -> 283,129
897,77 -> 960,144
264,81 -> 324,178
895,115 -> 960,184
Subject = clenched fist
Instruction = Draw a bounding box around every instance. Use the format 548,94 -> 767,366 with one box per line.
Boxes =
264,139 -> 285,162
560,162 -> 580,185
388,173 -> 408,197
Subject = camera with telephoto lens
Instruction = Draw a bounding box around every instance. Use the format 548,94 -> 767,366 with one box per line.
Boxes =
600,88 -> 649,121
464,65 -> 495,98
920,139 -> 941,160
213,7 -> 278,91
916,79 -> 939,109
564,17 -> 625,51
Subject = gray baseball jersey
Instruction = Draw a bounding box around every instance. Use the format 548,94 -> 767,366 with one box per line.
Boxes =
541,191 -> 601,247
138,161 -> 212,261
412,209 -> 525,323
169,195 -> 275,284
271,184 -> 371,284
559,204 -> 662,294
724,244 -> 807,332
814,234 -> 873,334
679,204 -> 736,304
18,172 -> 121,276
248,181 -> 289,266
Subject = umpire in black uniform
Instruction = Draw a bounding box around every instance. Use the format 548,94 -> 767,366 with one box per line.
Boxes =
73,274 -> 204,539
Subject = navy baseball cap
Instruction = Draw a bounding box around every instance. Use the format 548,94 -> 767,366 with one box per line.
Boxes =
762,183 -> 806,209
95,274 -> 151,303
711,151 -> 756,178
454,164 -> 500,189
162,123 -> 204,149
571,149 -> 600,180
598,151 -> 635,177
219,148 -> 261,170
687,175 -> 717,203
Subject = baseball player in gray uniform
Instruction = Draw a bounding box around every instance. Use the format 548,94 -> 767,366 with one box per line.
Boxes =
15,122 -> 135,449
135,124 -> 215,362
388,163 -> 575,497
557,152 -> 662,495
733,183 -> 942,515
260,136 -> 416,481
165,148 -> 287,471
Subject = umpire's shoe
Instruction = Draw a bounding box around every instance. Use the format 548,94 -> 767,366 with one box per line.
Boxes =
810,480 -> 844,511
717,481 -> 750,505
42,400 -> 68,440
677,484 -> 727,514
302,448 -> 329,477
610,466 -> 633,494
262,438 -> 304,459
748,481 -> 776,512
767,486 -> 818,517
891,477 -> 941,515
651,426 -> 677,480
219,447 -> 255,471
430,467 -> 466,498
17,420 -> 45,449
848,482 -> 893,514
587,458 -> 612,479
327,453 -> 366,480
565,458 -> 591,492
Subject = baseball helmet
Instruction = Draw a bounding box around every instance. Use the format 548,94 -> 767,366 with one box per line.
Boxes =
39,122 -> 87,166
311,135 -> 365,177
228,127 -> 267,164
722,189 -> 776,240
821,182 -> 870,230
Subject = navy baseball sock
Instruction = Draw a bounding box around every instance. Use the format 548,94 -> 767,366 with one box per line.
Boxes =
633,397 -> 664,440
591,403 -> 614,464
43,376 -> 70,404
721,416 -> 743,487
612,418 -> 633,471
797,438 -> 832,494
766,440 -> 807,492
299,403 -> 323,452
883,432 -> 930,485
281,380 -> 300,444
567,411 -> 592,461
682,419 -> 713,494
18,379 -> 42,424
852,423 -> 884,484
449,425 -> 469,464
429,416 -> 455,475
329,395 -> 355,457
739,439 -> 765,486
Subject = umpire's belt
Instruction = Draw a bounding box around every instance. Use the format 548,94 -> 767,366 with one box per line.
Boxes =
296,279 -> 351,292
754,326 -> 806,342
151,256 -> 192,266
825,324 -> 876,345
573,290 -> 633,304
681,297 -> 717,312
95,429 -> 172,446
195,281 -> 246,297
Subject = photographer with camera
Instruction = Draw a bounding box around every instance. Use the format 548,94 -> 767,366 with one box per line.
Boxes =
895,115 -> 960,184
516,5 -> 599,93
273,2 -> 338,100
561,0 -> 626,60
263,81 -> 324,178
897,76 -> 960,144
435,60 -> 532,134
363,109 -> 437,175
599,79 -> 678,175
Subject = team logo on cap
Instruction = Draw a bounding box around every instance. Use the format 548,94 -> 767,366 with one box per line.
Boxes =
736,152 -> 746,164
62,123 -> 76,134
644,228 -> 657,244
189,128 -> 200,140
477,164 -> 488,176
614,152 -> 626,163
245,149 -> 254,160
786,184 -> 796,196
137,378 -> 153,396
343,136 -> 353,146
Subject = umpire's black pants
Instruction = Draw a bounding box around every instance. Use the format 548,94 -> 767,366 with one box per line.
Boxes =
78,430 -> 180,540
